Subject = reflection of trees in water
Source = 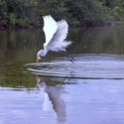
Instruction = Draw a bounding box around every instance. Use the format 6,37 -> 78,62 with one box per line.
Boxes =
0,62 -> 75,90
1,27 -> 124,60
0,63 -> 36,89
0,30 -> 43,49
37,78 -> 67,123
0,29 -> 44,62
69,27 -> 124,54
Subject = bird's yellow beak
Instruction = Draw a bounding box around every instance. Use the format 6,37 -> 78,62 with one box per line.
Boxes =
36,55 -> 41,63
36,56 -> 39,63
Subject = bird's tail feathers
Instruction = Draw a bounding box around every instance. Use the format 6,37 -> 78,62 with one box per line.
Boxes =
62,40 -> 72,48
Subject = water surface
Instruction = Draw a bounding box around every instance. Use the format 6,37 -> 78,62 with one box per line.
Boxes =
0,26 -> 124,124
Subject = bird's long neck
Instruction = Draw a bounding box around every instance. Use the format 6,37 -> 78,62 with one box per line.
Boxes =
42,48 -> 48,56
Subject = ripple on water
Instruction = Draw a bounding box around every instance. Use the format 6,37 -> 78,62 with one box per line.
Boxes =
26,54 -> 124,79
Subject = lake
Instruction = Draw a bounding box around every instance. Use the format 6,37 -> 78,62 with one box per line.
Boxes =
0,26 -> 124,124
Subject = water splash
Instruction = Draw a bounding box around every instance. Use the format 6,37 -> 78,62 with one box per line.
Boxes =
26,54 -> 124,79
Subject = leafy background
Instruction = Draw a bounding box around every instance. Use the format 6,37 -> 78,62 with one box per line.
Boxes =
0,0 -> 124,28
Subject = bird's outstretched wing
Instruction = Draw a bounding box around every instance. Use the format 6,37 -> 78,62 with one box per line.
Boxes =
48,20 -> 72,50
43,15 -> 58,47
55,20 -> 68,42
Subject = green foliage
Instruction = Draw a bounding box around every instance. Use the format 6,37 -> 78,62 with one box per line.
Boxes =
0,0 -> 124,28
16,18 -> 27,27
10,13 -> 16,24
0,0 -> 7,19
120,21 -> 124,26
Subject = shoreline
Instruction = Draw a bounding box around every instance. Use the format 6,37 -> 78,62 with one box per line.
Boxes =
0,20 -> 123,30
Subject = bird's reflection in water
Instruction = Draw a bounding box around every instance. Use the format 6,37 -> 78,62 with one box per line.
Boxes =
37,77 -> 67,123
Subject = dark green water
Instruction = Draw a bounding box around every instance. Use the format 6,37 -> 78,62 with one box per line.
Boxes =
0,26 -> 124,124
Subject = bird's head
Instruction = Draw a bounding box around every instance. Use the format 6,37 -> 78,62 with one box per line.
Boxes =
36,49 -> 46,63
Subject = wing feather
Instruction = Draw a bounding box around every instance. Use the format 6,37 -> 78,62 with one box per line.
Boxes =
43,15 -> 58,47
56,20 -> 68,42
48,20 -> 72,50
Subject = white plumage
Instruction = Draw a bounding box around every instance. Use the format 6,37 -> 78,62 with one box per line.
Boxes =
37,15 -> 72,62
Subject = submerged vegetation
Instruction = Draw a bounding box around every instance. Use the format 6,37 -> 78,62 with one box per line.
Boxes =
0,0 -> 124,28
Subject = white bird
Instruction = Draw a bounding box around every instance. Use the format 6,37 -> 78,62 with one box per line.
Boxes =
37,15 -> 74,63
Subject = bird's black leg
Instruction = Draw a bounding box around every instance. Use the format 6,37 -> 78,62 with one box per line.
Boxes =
59,51 -> 75,63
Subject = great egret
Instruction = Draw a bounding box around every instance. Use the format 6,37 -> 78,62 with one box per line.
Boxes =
37,15 -> 74,63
